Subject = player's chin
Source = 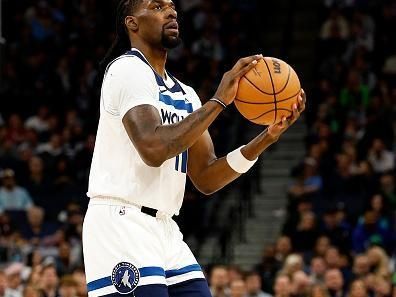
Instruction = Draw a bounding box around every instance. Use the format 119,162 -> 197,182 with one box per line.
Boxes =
161,35 -> 182,49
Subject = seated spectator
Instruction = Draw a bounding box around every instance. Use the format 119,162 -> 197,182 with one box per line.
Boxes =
366,246 -> 391,280
288,158 -> 323,203
245,271 -> 271,297
290,211 -> 319,253
71,268 -> 86,297
58,275 -> 77,297
310,257 -> 327,285
311,284 -> 330,297
20,207 -> 57,244
39,264 -> 59,297
290,271 -> 311,297
379,174 -> 396,210
4,263 -> 24,297
352,211 -> 392,253
348,279 -> 368,297
228,265 -> 244,283
210,265 -> 230,297
366,194 -> 391,228
367,139 -> 395,174
230,279 -> 247,297
254,245 -> 279,294
324,269 -> 346,297
0,169 -> 34,212
314,236 -> 331,258
273,275 -> 291,297
24,106 -> 50,136
279,255 -> 304,279
320,208 -> 351,253
352,254 -> 370,280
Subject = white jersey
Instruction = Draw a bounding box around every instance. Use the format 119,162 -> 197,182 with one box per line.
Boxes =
87,48 -> 202,216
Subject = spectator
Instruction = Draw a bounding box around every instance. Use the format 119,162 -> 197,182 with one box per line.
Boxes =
39,264 -> 59,297
352,211 -> 392,253
290,271 -> 311,297
348,279 -> 368,297
366,246 -> 391,280
245,272 -> 271,297
230,279 -> 247,297
310,257 -> 328,285
310,284 -> 330,297
273,275 -> 291,297
352,254 -> 370,280
228,265 -> 244,283
279,255 -> 304,279
20,207 -> 57,244
324,269 -> 346,297
70,269 -> 86,297
367,139 -> 395,174
4,263 -> 24,297
58,276 -> 77,297
0,169 -> 34,212
210,265 -> 230,297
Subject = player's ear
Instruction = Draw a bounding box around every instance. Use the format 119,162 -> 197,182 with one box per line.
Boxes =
125,16 -> 138,32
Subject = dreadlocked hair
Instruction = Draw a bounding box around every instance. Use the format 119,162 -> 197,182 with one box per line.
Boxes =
100,0 -> 141,71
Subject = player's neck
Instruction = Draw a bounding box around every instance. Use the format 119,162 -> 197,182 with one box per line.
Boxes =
133,44 -> 167,79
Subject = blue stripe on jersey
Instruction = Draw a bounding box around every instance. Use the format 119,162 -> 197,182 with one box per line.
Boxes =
175,155 -> 180,171
181,151 -> 188,173
140,266 -> 166,277
87,265 -> 202,292
87,276 -> 112,292
159,93 -> 193,113
165,264 -> 202,278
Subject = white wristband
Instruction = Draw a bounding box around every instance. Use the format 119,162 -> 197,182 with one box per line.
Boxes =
226,145 -> 258,174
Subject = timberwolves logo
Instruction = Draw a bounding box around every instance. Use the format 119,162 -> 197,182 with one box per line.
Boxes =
111,262 -> 140,294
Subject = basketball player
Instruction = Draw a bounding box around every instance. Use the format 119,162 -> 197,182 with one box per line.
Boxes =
83,0 -> 305,297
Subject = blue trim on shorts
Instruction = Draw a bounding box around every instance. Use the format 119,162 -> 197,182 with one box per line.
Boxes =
87,264 -> 202,292
165,264 -> 202,278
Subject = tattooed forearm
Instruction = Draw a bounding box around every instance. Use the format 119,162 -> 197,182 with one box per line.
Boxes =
123,101 -> 223,166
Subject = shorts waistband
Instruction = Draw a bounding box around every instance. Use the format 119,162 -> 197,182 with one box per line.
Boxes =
90,196 -> 171,219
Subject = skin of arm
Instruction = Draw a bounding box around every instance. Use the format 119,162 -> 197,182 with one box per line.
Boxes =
188,91 -> 306,195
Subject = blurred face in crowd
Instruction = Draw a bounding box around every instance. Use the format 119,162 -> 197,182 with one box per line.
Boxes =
41,266 -> 59,289
373,277 -> 391,296
29,156 -> 44,175
291,271 -> 310,295
2,170 -> 16,189
311,257 -> 327,276
299,212 -> 316,230
315,236 -> 330,257
324,269 -> 343,291
311,285 -> 329,297
59,284 -> 77,297
126,0 -> 181,50
353,255 -> 370,276
27,207 -> 44,228
349,280 -> 368,297
245,274 -> 262,294
230,279 -> 247,297
72,270 -> 87,297
59,242 -> 71,260
7,273 -> 22,290
276,236 -> 292,256
325,247 -> 340,269
372,139 -> 385,154
370,195 -> 384,213
210,266 -> 229,290
274,275 -> 291,297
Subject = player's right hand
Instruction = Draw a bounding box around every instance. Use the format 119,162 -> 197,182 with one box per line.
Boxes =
213,54 -> 263,106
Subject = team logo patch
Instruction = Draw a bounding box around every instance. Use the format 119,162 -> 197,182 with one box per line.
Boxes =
111,262 -> 140,294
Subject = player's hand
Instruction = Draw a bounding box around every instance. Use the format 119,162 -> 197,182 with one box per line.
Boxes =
267,89 -> 306,140
213,54 -> 263,106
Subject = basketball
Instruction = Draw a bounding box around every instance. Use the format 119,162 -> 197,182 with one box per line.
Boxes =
235,57 -> 301,125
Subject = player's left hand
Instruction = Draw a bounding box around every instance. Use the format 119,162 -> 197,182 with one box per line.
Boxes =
267,89 -> 306,141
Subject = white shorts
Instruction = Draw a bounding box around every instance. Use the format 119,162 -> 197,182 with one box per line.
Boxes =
82,199 -> 205,297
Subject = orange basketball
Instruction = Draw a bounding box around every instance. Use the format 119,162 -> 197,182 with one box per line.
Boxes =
235,57 -> 301,125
